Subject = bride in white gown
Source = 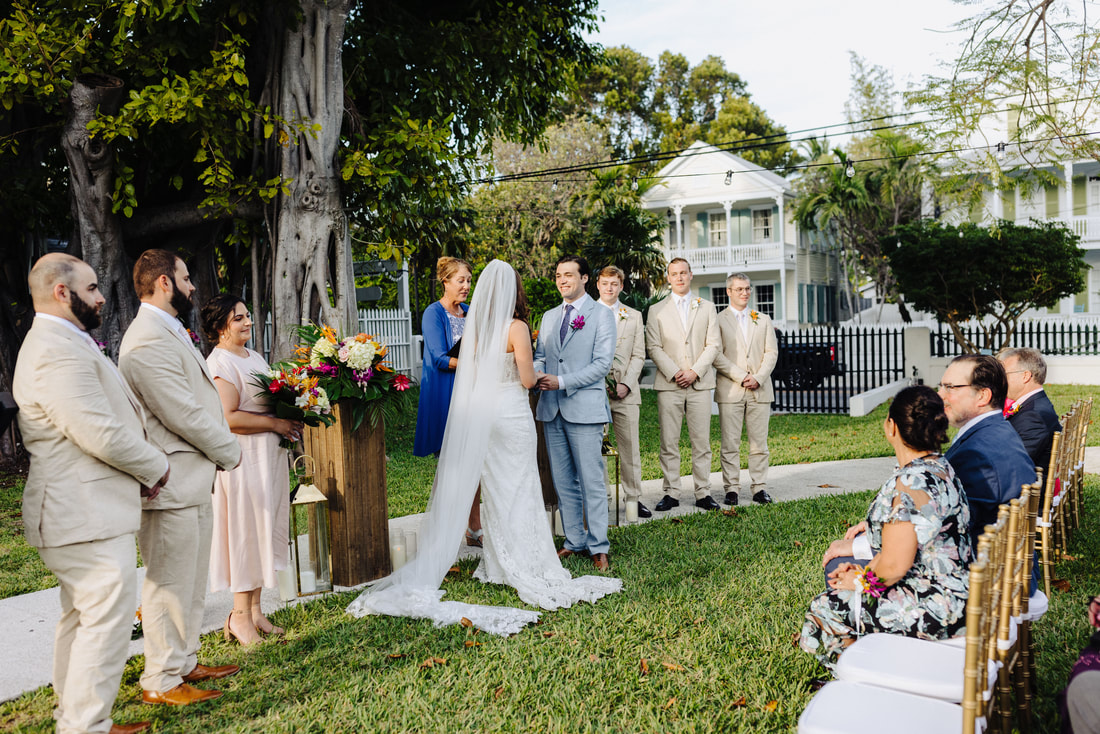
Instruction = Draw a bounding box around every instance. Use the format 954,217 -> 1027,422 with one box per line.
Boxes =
346,260 -> 622,635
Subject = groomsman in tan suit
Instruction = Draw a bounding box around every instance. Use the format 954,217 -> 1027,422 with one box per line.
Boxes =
15,253 -> 168,734
596,266 -> 651,518
646,257 -> 721,511
713,273 -> 778,506
119,250 -> 242,706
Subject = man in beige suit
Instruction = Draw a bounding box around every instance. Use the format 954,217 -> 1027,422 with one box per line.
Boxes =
15,253 -> 168,734
646,257 -> 721,511
713,273 -> 778,506
118,250 -> 242,706
596,266 -> 651,518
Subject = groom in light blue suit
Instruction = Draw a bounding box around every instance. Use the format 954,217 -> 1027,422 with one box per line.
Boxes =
534,255 -> 617,571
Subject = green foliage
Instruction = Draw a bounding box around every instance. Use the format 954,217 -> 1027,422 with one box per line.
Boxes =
569,46 -> 797,172
887,218 -> 1088,353
521,277 -> 562,324
581,202 -> 667,298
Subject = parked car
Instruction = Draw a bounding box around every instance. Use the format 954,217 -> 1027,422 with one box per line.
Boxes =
772,328 -> 845,389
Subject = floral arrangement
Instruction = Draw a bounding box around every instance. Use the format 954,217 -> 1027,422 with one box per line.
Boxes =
853,568 -> 886,598
287,323 -> 411,431
185,328 -> 201,348
251,364 -> 335,447
1003,399 -> 1021,418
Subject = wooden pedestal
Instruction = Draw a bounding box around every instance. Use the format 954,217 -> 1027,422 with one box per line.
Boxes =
302,402 -> 390,586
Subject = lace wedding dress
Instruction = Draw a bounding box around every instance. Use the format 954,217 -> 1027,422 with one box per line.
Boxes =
346,260 -> 621,636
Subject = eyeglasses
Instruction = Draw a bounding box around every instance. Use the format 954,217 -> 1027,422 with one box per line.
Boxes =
936,383 -> 973,391
1003,370 -> 1028,375
729,287 -> 751,293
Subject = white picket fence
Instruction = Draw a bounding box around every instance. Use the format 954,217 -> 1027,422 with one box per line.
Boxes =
261,308 -> 418,379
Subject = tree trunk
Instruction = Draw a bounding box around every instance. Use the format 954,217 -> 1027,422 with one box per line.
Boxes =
269,1 -> 356,361
60,73 -> 133,356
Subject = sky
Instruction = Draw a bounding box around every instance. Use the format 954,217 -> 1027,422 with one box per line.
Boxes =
588,0 -> 974,137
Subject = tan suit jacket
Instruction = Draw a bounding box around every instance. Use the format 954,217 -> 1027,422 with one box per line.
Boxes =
713,307 -> 779,404
14,317 -> 166,548
119,307 -> 240,508
608,303 -> 645,406
646,296 -> 720,391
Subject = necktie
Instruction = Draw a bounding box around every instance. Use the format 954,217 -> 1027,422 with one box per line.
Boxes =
560,304 -> 573,344
679,298 -> 689,328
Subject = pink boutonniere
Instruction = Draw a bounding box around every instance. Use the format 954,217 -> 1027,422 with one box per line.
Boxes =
186,328 -> 201,348
1003,399 -> 1020,418
95,340 -> 110,357
571,314 -> 585,331
749,310 -> 759,324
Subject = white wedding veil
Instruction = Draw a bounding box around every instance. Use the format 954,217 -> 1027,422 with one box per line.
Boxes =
346,260 -> 542,633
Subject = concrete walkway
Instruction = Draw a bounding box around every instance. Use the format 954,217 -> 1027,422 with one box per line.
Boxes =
3,449 -> 1097,703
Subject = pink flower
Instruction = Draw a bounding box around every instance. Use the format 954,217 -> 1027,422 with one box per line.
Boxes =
393,374 -> 411,392
571,314 -> 585,331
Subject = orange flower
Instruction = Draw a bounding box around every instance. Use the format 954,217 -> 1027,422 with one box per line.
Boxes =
355,333 -> 370,343
320,325 -> 338,343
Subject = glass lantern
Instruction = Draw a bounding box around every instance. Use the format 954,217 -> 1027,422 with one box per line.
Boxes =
289,455 -> 333,596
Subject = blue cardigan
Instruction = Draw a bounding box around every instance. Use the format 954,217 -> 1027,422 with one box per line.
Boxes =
412,300 -> 468,456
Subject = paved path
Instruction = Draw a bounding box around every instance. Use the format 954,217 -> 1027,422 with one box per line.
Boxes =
3,449 -> 1097,703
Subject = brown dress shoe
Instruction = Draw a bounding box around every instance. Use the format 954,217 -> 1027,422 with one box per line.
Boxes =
142,682 -> 223,706
592,553 -> 610,571
110,723 -> 152,734
557,547 -> 588,559
183,663 -> 240,682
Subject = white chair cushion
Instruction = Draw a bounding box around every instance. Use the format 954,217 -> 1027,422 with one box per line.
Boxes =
1024,590 -> 1049,621
798,680 -> 974,734
835,633 -> 996,703
937,634 -> 967,649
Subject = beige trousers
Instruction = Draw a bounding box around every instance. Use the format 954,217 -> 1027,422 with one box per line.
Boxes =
138,502 -> 213,692
608,401 -> 642,501
718,399 -> 771,493
717,396 -> 770,493
656,389 -> 713,500
39,534 -> 136,734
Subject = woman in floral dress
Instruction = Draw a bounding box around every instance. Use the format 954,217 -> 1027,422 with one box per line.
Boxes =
799,385 -> 973,670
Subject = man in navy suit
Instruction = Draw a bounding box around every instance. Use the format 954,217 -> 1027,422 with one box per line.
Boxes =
940,354 -> 1037,547
998,347 -> 1062,479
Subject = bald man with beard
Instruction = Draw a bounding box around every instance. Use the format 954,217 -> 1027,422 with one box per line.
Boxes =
14,253 -> 168,734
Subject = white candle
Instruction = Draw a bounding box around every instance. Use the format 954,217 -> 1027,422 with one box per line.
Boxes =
299,570 -> 316,594
625,500 -> 639,523
296,534 -> 311,564
553,510 -> 564,536
276,567 -> 297,601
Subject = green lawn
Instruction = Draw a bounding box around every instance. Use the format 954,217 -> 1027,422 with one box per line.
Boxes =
3,479 -> 1097,733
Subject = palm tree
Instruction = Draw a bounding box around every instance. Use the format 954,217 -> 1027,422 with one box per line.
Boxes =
581,202 -> 667,298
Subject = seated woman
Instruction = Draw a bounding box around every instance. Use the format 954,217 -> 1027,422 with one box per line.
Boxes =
799,385 -> 973,671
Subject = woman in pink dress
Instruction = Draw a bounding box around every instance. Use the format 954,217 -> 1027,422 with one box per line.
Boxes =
201,295 -> 302,645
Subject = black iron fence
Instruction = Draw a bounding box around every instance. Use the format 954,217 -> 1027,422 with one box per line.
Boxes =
772,325 -> 906,414
930,320 -> 1100,357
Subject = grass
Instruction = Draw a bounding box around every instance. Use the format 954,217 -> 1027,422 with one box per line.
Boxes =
3,479 -> 1098,733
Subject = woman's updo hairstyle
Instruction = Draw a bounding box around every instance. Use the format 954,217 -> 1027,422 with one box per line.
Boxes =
437,256 -> 472,284
200,294 -> 246,345
888,385 -> 949,453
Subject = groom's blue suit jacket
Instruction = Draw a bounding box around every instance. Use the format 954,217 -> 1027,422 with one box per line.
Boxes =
533,296 -> 615,425
946,412 -> 1036,546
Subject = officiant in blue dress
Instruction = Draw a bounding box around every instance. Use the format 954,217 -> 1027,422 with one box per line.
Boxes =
413,257 -> 482,545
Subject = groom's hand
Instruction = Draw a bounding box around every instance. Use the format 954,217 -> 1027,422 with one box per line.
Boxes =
538,374 -> 560,391
674,369 -> 698,388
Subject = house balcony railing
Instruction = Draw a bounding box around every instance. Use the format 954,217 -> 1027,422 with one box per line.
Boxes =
1011,215 -> 1100,247
666,241 -> 796,273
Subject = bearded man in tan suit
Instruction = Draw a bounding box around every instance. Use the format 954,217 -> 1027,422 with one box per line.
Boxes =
15,253 -> 168,734
646,257 -> 721,512
713,273 -> 778,506
596,266 -> 651,518
118,250 -> 241,706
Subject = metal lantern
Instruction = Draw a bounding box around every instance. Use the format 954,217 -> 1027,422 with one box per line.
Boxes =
289,455 -> 333,597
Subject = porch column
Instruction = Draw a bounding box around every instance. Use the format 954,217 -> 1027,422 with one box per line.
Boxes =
673,204 -> 684,250
775,193 -> 785,246
990,186 -> 1004,221
1061,162 -> 1073,221
722,200 -> 733,268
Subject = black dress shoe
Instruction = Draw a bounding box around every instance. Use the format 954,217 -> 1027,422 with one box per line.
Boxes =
724,492 -> 739,506
636,502 -> 652,518
695,496 -> 720,511
752,489 -> 774,505
654,494 -> 680,512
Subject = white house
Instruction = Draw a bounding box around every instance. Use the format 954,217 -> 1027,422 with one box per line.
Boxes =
640,142 -> 845,326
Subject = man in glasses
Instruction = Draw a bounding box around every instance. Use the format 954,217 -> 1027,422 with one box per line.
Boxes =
939,354 -> 1036,546
998,347 -> 1062,484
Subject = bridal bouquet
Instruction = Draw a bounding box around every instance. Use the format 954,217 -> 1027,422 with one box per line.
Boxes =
251,364 -> 336,446
289,323 -> 411,430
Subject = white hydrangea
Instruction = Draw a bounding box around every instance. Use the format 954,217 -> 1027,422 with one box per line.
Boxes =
344,340 -> 376,371
309,338 -> 337,367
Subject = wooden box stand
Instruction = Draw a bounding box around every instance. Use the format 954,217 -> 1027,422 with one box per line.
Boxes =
302,401 -> 390,586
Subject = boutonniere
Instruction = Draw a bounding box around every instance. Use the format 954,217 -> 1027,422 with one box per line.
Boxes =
95,340 -> 110,357
571,314 -> 585,331
749,310 -> 759,324
617,307 -> 628,322
690,298 -> 701,311
186,328 -> 201,348
1003,399 -> 1020,418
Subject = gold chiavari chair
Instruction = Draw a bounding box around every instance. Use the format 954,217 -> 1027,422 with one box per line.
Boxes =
1015,481 -> 1045,732
995,491 -> 1030,734
1037,431 -> 1064,598
1055,407 -> 1079,555
1069,397 -> 1091,534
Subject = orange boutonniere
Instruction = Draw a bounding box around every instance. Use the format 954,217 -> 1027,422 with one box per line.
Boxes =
749,310 -> 759,324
